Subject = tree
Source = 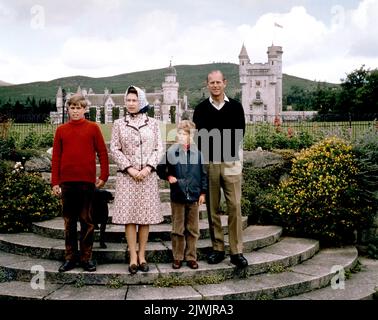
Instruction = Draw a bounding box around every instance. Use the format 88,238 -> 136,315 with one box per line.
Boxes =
339,65 -> 369,114
170,106 -> 176,124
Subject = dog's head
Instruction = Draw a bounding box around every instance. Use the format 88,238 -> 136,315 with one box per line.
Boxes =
95,189 -> 114,203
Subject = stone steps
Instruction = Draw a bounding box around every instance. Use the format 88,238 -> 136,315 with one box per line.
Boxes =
281,256 -> 378,300
31,215 -> 248,242
0,246 -> 359,300
0,225 -> 281,263
0,236 -> 317,286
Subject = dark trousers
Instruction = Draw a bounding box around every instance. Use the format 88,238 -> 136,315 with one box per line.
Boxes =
61,182 -> 95,262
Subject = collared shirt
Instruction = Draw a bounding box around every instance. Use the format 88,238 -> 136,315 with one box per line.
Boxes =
209,94 -> 229,110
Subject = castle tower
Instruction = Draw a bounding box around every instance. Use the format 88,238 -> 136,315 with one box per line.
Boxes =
267,45 -> 283,115
238,44 -> 250,119
56,86 -> 63,115
238,43 -> 250,85
161,61 -> 179,123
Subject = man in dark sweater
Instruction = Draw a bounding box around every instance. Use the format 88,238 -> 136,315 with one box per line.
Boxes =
51,94 -> 109,272
193,70 -> 248,268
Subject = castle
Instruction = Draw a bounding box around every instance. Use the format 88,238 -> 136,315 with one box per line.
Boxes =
51,45 -> 316,124
239,44 -> 283,122
50,62 -> 188,124
239,43 -> 317,122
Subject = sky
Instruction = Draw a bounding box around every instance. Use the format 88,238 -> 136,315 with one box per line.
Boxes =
0,0 -> 377,85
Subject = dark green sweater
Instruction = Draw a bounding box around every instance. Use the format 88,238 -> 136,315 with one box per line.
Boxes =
193,98 -> 245,162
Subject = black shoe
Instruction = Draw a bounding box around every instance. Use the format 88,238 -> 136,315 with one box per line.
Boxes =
207,250 -> 225,264
81,260 -> 97,272
128,264 -> 138,275
59,260 -> 77,272
230,254 -> 248,268
138,262 -> 149,272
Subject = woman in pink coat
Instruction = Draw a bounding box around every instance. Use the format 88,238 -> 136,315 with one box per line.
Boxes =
110,85 -> 163,274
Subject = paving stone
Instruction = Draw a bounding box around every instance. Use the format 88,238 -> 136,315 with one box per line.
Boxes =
0,281 -> 62,300
126,285 -> 202,300
45,284 -> 128,300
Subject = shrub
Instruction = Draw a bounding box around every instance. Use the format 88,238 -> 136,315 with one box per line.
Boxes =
273,136 -> 370,246
245,124 -> 316,151
112,107 -> 120,121
0,168 -> 61,232
242,150 -> 295,225
353,128 -> 378,249
38,132 -> 54,148
0,136 -> 16,159
100,107 -> 105,124
20,131 -> 40,149
89,107 -> 97,122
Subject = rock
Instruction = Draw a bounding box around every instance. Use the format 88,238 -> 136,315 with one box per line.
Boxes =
24,155 -> 51,172
243,150 -> 285,168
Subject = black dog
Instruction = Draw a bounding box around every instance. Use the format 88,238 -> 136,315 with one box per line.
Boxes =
92,189 -> 114,249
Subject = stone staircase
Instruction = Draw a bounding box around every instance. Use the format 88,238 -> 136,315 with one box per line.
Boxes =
0,149 -> 376,300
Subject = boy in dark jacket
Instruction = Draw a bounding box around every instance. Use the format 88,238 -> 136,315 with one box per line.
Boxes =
157,120 -> 207,269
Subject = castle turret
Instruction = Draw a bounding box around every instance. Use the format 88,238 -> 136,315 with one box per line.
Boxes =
267,45 -> 283,114
267,45 -> 283,77
56,86 -> 63,114
239,44 -> 250,85
162,61 -> 179,123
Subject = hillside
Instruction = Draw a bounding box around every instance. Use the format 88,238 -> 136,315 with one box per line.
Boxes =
0,63 -> 338,107
0,80 -> 13,87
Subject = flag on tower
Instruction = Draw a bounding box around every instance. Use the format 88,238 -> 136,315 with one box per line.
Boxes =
274,22 -> 283,28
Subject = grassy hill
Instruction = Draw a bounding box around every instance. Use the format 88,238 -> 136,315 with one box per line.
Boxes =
0,63 -> 338,107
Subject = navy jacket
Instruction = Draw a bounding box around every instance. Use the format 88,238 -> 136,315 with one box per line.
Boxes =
157,144 -> 207,203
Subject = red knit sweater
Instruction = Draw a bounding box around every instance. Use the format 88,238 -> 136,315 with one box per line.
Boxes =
51,118 -> 109,186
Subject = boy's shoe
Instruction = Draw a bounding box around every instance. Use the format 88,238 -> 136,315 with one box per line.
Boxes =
187,260 -> 199,269
81,260 -> 97,272
172,260 -> 182,269
207,250 -> 225,264
58,260 -> 77,272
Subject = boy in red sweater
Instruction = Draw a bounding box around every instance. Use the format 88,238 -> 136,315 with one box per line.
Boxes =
51,94 -> 109,272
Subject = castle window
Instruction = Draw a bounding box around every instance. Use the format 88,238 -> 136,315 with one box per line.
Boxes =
255,80 -> 261,87
264,104 -> 267,111
256,91 -> 261,100
264,80 -> 266,87
272,61 -> 274,65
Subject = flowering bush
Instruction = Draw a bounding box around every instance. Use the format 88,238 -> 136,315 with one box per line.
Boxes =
0,164 -> 61,233
273,136 -> 370,246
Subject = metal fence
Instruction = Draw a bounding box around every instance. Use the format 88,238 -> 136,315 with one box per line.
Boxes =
3,115 -> 377,144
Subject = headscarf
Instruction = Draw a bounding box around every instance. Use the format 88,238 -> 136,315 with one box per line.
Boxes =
125,85 -> 150,114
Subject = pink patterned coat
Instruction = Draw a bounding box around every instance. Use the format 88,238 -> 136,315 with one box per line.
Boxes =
110,114 -> 164,225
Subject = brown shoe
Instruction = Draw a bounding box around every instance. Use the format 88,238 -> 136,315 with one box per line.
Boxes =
187,260 -> 199,269
172,260 -> 182,269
